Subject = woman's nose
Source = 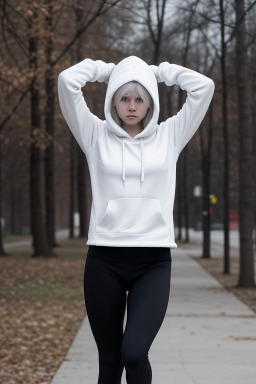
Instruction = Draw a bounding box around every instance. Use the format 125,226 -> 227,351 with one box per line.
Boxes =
128,100 -> 136,110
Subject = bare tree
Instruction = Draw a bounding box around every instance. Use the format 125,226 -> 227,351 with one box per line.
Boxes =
27,3 -> 54,257
43,0 -> 122,243
145,0 -> 167,64
178,0 -> 201,243
44,0 -> 57,247
219,0 -> 230,273
199,103 -> 213,258
0,0 -> 122,256
75,2 -> 88,238
235,0 -> 255,287
0,140 -> 8,256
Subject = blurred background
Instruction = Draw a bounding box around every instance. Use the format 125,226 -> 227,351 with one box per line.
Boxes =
0,0 -> 255,285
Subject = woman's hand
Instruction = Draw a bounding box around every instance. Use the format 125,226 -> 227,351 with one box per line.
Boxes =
104,62 -> 115,84
91,60 -> 115,83
150,65 -> 162,83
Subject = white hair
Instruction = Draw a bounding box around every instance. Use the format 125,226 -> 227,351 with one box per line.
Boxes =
111,81 -> 154,129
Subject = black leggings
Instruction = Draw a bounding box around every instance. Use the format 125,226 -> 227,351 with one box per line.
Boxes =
84,245 -> 172,384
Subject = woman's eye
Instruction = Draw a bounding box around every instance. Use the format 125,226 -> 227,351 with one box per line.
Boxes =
137,98 -> 143,102
121,97 -> 128,101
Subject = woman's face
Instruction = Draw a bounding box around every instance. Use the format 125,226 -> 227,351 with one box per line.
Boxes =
115,89 -> 149,128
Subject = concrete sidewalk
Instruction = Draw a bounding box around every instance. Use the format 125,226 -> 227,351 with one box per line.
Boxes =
51,244 -> 256,384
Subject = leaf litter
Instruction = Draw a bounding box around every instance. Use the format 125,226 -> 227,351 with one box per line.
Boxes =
0,238 -> 87,384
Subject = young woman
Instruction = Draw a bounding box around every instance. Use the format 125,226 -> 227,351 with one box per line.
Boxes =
58,56 -> 214,384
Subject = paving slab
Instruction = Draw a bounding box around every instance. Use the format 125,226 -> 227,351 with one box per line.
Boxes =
51,245 -> 256,384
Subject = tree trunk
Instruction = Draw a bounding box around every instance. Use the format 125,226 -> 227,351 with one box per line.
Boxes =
69,136 -> 76,238
28,7 -> 54,257
76,4 -> 88,238
177,2 -> 198,243
45,69 -> 57,247
176,161 -> 183,241
202,174 -> 211,259
177,89 -> 184,241
77,146 -> 87,237
183,146 -> 189,242
235,0 -> 255,288
220,0 -> 230,273
44,0 -> 58,247
180,2 -> 200,244
0,139 -> 8,256
200,103 -> 213,259
147,0 -> 167,65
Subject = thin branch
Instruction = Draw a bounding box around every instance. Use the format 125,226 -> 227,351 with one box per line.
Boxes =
0,76 -> 24,93
1,20 -> 24,73
4,0 -> 27,23
176,0 -> 256,43
226,0 -> 256,45
175,5 -> 231,27
52,0 -> 122,66
1,1 -> 29,55
200,27 -> 221,60
146,0 -> 157,45
156,0 -> 160,25
157,0 -> 167,43
0,78 -> 35,133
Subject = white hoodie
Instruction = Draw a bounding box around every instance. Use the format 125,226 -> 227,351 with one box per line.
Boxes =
58,56 -> 214,248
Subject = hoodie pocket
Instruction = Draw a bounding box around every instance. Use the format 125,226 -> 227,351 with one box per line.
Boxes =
96,198 -> 168,235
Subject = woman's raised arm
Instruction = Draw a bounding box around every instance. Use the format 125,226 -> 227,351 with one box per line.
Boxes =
58,59 -> 115,154
151,62 -> 215,154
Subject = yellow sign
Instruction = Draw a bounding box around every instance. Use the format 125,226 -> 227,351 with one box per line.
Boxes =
209,194 -> 217,204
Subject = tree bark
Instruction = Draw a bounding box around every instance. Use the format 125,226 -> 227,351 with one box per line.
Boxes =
200,103 -> 213,259
176,1 -> 199,243
77,146 -> 87,237
177,88 -> 184,241
69,136 -> 76,238
219,0 -> 230,273
75,3 -> 88,238
146,0 -> 167,65
0,139 -> 8,256
44,0 -> 58,247
28,6 -> 54,257
235,0 -> 255,287
183,146 -> 189,242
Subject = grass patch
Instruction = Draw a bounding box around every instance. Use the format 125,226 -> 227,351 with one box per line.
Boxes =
3,234 -> 32,243
0,283 -> 84,302
0,237 -> 88,303
55,250 -> 86,259
3,250 -> 32,259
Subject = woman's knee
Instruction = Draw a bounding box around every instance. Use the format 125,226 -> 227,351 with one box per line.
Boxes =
121,342 -> 147,368
98,354 -> 123,383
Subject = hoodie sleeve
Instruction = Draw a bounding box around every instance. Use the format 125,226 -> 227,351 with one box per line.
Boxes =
58,59 -> 115,154
156,62 -> 215,154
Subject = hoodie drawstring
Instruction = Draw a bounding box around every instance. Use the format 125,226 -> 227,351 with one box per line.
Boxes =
122,138 -> 144,193
122,139 -> 126,191
140,138 -> 144,192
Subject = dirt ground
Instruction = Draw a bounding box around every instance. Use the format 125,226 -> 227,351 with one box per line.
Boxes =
0,237 -> 87,384
0,238 -> 255,384
194,250 -> 256,314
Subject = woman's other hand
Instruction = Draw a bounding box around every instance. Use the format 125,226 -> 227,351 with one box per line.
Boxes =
93,60 -> 115,84
150,65 -> 162,83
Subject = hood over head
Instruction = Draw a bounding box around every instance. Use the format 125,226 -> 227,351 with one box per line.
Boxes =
104,56 -> 159,193
104,56 -> 159,140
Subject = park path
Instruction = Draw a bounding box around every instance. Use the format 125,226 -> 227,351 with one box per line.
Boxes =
50,238 -> 256,384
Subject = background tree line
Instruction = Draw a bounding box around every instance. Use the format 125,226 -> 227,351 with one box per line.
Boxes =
0,0 -> 255,287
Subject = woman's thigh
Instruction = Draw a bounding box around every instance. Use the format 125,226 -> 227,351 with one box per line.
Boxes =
84,252 -> 127,355
122,258 -> 172,358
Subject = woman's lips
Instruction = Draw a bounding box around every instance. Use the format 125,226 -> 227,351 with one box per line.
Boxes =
127,115 -> 137,118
